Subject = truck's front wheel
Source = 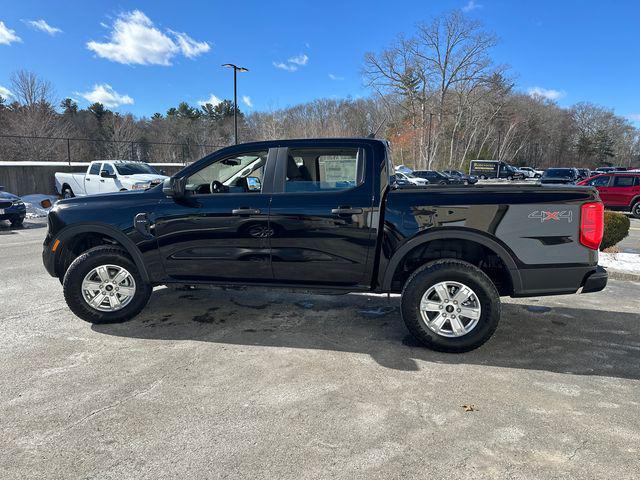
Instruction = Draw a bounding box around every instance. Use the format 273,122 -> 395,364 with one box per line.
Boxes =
63,246 -> 152,324
401,259 -> 500,353
62,186 -> 74,199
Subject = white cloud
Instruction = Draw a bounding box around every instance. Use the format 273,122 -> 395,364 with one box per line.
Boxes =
25,19 -> 62,36
273,53 -> 309,72
288,53 -> 308,66
462,0 -> 482,12
0,85 -> 12,99
0,21 -> 21,45
273,61 -> 298,72
242,95 -> 253,108
87,10 -> 210,66
79,84 -> 134,107
527,86 -> 566,101
198,93 -> 222,106
170,30 -> 211,58
328,73 -> 344,81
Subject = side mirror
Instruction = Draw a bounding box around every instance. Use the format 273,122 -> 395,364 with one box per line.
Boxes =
163,177 -> 187,198
246,176 -> 262,191
100,170 -> 116,178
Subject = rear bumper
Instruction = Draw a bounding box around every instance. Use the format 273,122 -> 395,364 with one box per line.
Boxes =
513,265 -> 607,297
581,266 -> 608,293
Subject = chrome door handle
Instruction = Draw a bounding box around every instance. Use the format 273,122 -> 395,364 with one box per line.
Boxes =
331,207 -> 363,215
232,208 -> 261,215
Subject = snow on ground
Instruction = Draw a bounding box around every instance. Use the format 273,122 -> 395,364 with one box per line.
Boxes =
21,194 -> 58,218
599,252 -> 640,274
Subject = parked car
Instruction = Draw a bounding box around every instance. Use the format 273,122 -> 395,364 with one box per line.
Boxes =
576,168 -> 591,181
391,173 -> 428,187
469,160 -> 525,180
413,170 -> 464,185
579,172 -> 640,218
0,187 -> 27,227
540,168 -> 580,185
442,170 -> 478,184
518,167 -> 543,178
43,138 -> 607,353
594,166 -> 627,174
394,171 -> 430,186
55,161 -> 168,198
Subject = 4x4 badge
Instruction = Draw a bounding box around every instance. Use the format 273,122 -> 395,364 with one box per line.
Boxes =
528,210 -> 573,223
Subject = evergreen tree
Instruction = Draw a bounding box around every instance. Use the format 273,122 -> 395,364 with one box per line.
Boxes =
593,129 -> 615,163
60,98 -> 78,115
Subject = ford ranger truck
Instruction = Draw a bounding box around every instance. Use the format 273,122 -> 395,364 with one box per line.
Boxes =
43,139 -> 607,352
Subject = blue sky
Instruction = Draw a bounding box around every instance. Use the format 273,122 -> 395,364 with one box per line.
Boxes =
1,0 -> 639,123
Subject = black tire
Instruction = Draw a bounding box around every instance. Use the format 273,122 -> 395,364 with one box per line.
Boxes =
507,175 -> 513,181
439,180 -> 447,185
62,186 -> 74,199
10,217 -> 24,227
63,245 -> 152,324
479,175 -> 487,180
632,201 -> 640,219
401,259 -> 501,353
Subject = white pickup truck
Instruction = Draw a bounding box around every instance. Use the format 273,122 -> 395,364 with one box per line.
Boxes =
55,161 -> 169,198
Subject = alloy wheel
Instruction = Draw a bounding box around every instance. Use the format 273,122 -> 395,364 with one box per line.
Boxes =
419,281 -> 482,337
81,264 -> 137,312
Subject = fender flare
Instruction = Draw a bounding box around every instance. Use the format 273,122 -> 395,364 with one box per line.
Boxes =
381,229 -> 522,292
53,223 -> 150,282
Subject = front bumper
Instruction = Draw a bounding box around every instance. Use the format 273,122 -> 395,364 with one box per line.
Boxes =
0,205 -> 26,221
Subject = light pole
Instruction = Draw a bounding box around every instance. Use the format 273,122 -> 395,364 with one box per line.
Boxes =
222,63 -> 248,145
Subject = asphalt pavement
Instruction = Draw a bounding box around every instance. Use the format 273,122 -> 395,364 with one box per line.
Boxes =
1,219 -> 639,479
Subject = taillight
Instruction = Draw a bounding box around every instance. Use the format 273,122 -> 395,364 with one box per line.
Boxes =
580,202 -> 604,250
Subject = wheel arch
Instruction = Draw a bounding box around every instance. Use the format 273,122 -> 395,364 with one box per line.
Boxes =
52,223 -> 150,282
381,229 -> 522,294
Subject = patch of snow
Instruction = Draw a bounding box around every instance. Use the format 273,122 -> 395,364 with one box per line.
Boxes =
599,252 -> 640,274
21,194 -> 58,218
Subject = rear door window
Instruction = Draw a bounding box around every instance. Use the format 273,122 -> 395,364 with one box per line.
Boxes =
613,176 -> 635,187
283,147 -> 362,192
88,163 -> 101,175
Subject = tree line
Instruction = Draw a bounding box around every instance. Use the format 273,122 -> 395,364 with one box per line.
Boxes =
0,10 -> 638,170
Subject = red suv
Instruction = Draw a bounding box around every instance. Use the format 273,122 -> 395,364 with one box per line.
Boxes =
578,172 -> 640,218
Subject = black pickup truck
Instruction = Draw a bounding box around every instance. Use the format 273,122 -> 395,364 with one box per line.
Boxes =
43,138 -> 607,352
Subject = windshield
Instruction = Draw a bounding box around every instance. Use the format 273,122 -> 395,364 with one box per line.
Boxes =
544,169 -> 574,178
115,163 -> 160,175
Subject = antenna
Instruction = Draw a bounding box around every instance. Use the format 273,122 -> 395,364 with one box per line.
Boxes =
367,116 -> 388,138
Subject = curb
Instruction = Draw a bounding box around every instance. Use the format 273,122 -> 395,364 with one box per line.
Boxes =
607,269 -> 640,282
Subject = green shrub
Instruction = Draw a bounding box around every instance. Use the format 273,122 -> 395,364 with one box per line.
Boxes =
600,211 -> 630,250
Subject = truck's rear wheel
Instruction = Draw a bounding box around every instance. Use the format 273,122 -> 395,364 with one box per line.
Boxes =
62,186 -> 74,199
63,246 -> 152,324
401,259 -> 501,353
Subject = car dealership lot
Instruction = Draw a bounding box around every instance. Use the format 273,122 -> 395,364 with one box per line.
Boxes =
2,221 -> 640,479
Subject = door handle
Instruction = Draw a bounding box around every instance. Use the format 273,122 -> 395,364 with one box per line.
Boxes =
331,207 -> 363,215
86,178 -> 90,181
100,179 -> 105,183
232,208 -> 261,215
